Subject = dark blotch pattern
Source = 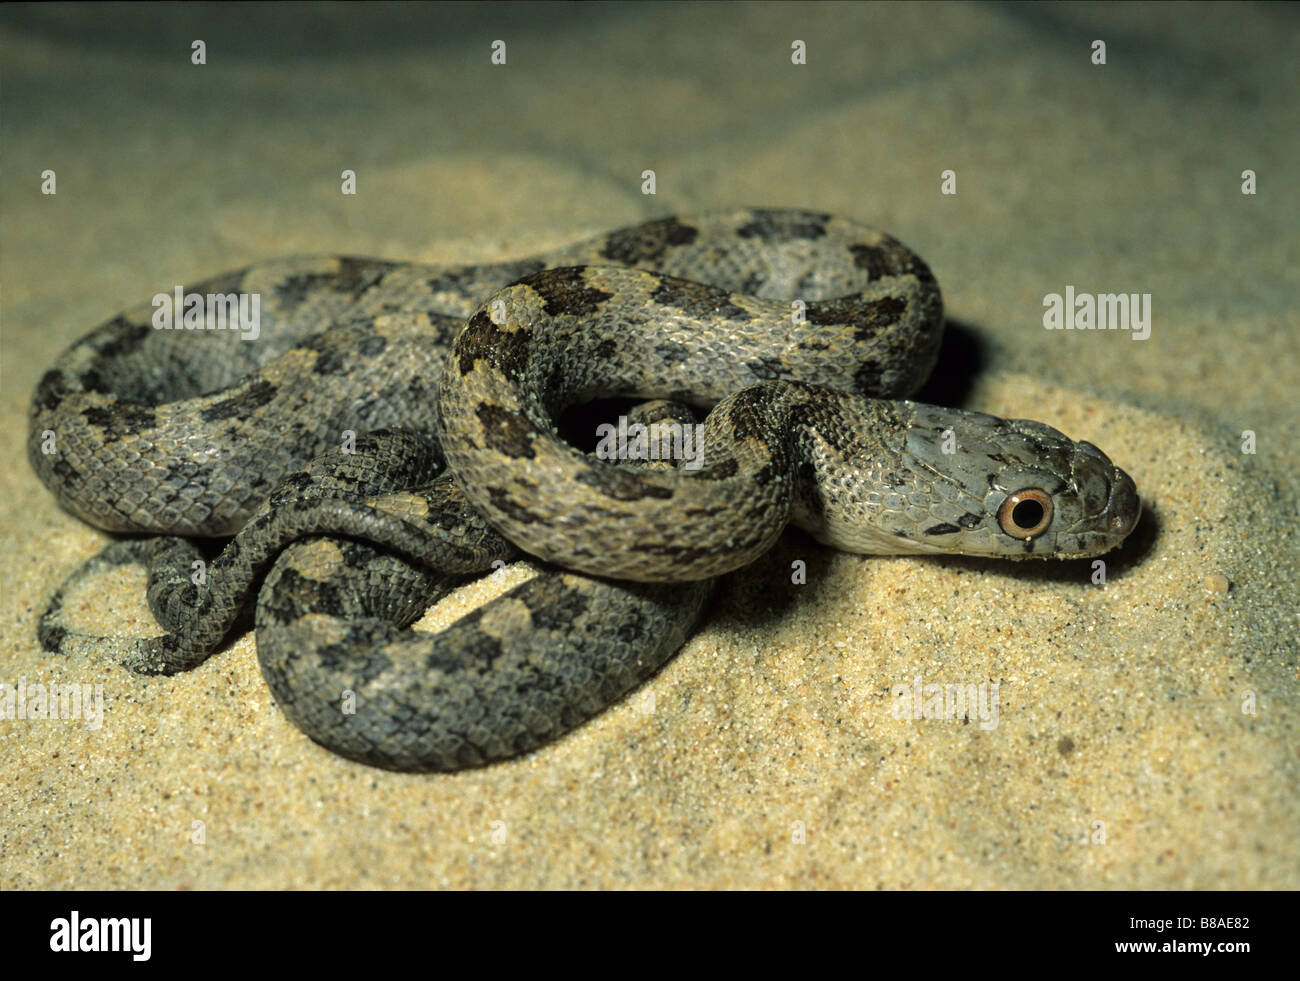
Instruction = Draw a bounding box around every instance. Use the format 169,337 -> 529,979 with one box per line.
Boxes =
807,295 -> 908,337
50,457 -> 79,483
695,458 -> 739,481
425,624 -> 503,674
356,333 -> 388,358
522,579 -> 591,632
849,239 -> 924,281
426,259 -> 546,296
736,210 -> 831,241
599,218 -> 700,266
274,257 -> 396,306
455,309 -> 530,382
527,268 -> 613,318
304,332 -> 348,376
92,318 -> 153,362
316,627 -> 394,685
475,402 -> 537,460
850,243 -> 895,280
650,278 -> 751,322
721,388 -> 771,444
924,523 -> 961,536
853,360 -> 885,396
745,356 -> 787,381
653,340 -> 691,365
80,402 -> 157,441
270,470 -> 316,504
258,566 -> 345,627
200,379 -> 279,424
486,485 -> 546,526
575,465 -> 674,502
33,370 -> 68,412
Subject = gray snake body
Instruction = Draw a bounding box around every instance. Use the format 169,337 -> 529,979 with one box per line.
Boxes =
28,209 -> 1140,771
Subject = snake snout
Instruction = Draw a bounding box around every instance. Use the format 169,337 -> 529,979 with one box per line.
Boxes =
1106,464 -> 1141,539
1067,441 -> 1141,547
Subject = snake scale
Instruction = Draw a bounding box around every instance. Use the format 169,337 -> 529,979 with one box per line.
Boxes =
28,209 -> 1140,771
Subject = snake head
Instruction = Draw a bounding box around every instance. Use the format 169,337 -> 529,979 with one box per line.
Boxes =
816,400 -> 1141,560
890,404 -> 1141,559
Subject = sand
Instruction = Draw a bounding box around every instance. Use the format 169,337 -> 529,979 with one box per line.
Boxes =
1,2 -> 1296,889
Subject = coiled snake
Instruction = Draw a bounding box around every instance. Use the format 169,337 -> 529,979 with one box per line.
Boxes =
28,209 -> 1140,771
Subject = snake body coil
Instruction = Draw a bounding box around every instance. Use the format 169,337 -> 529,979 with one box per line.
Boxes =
28,209 -> 1140,771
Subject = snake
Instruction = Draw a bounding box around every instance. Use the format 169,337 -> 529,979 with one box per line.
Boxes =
27,208 -> 1141,772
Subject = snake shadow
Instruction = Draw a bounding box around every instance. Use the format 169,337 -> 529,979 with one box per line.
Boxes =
911,317 -> 987,409
709,501 -> 1160,645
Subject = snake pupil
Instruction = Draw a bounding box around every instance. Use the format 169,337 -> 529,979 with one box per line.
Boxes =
997,489 -> 1053,539
1012,499 -> 1044,530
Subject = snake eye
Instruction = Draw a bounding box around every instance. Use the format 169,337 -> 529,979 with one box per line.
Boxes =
998,489 -> 1053,539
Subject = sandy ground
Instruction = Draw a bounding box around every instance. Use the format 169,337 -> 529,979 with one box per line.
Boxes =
1,2 -> 1295,889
